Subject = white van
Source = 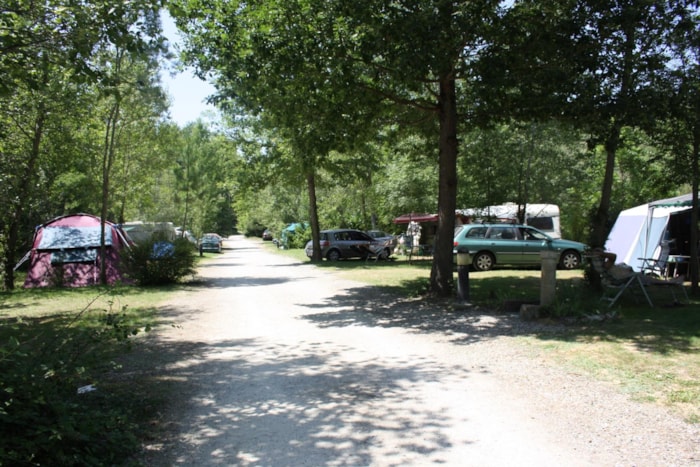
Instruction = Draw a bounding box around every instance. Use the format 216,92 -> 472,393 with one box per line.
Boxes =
459,203 -> 561,239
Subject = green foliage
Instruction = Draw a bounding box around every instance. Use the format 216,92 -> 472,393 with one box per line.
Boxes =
277,223 -> 311,250
0,292 -> 150,465
121,238 -> 196,286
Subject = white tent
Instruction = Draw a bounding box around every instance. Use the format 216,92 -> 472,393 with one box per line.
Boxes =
605,194 -> 696,272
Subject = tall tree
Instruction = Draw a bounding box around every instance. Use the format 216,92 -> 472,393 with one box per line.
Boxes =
477,0 -> 682,247
0,0 -> 165,289
171,0 -> 387,263
664,2 -> 700,292
172,0 -> 501,296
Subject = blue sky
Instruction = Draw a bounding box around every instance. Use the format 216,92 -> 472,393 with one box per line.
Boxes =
161,13 -> 219,126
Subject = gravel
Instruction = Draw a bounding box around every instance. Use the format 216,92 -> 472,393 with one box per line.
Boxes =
139,235 -> 699,466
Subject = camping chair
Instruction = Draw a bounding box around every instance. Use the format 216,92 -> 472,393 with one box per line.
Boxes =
640,240 -> 673,278
638,240 -> 689,304
362,241 -> 391,263
589,256 -> 653,308
640,274 -> 689,305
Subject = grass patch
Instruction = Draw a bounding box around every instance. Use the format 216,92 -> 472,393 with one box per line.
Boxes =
0,285 -> 169,465
518,304 -> 700,422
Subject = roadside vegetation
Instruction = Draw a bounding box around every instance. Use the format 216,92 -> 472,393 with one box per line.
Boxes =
0,286 -> 167,465
0,252 -> 201,465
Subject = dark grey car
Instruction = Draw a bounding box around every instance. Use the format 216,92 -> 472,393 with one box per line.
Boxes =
305,229 -> 391,261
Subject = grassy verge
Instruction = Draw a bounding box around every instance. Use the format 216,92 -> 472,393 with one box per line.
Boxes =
0,284 -> 176,465
265,241 -> 700,423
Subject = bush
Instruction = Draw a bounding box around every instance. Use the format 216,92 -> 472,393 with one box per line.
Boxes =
121,237 -> 196,286
278,223 -> 311,249
0,293 -> 149,465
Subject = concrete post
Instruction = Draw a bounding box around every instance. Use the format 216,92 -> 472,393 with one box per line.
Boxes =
456,252 -> 470,302
540,250 -> 558,306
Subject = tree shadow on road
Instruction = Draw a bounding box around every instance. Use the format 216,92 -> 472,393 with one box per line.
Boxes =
134,329 -> 470,466
299,284 -> 557,346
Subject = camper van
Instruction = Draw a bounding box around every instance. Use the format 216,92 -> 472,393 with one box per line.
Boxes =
459,203 -> 562,239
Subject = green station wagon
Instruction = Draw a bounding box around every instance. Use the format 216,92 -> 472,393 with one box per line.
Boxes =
453,224 -> 587,271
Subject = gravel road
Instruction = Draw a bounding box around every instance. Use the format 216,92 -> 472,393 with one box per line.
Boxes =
142,235 -> 699,466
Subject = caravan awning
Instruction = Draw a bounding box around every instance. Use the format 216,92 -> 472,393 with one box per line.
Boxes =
392,212 -> 470,224
650,193 -> 697,208
392,213 -> 438,224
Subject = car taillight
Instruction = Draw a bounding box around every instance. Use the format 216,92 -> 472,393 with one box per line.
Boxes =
320,240 -> 330,247
453,241 -> 459,246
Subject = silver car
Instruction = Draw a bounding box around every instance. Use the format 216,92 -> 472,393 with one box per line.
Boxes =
305,229 -> 391,261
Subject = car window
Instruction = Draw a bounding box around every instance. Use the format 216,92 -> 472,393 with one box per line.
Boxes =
465,226 -> 487,238
319,232 -> 328,241
368,231 -> 387,238
520,227 -> 547,240
349,231 -> 371,241
487,226 -> 517,239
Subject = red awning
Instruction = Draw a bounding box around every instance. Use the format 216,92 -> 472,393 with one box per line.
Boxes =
392,213 -> 438,224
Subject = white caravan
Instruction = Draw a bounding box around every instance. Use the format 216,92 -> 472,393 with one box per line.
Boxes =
459,203 -> 562,239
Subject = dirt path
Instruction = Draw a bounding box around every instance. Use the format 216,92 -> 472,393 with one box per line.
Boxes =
142,236 -> 699,466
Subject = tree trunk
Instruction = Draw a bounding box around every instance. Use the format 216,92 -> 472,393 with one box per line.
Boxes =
101,102 -> 120,285
690,125 -> 699,296
3,107 -> 46,290
590,122 -> 622,248
429,73 -> 458,297
306,168 -> 322,262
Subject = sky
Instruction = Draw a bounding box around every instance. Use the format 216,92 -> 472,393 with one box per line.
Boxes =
160,13 -> 219,127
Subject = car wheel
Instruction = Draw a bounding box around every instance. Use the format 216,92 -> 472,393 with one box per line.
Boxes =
559,250 -> 581,270
473,252 -> 494,271
378,248 -> 390,260
326,249 -> 341,261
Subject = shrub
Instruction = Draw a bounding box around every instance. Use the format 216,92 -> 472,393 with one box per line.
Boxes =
0,293 -> 149,465
121,237 -> 196,286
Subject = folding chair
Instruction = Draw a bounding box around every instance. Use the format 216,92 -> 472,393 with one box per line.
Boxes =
640,240 -> 673,278
640,274 -> 689,305
590,256 -> 653,308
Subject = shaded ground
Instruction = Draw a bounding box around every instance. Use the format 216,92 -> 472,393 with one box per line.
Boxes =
136,236 -> 699,466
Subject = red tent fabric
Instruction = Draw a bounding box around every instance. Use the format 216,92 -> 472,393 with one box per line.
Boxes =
22,213 -> 131,288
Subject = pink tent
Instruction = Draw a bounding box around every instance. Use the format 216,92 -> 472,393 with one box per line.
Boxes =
21,213 -> 132,288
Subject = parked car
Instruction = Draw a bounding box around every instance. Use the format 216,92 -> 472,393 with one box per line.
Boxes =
366,230 -> 398,248
453,223 -> 587,271
199,234 -> 223,254
305,229 -> 392,261
262,229 -> 273,241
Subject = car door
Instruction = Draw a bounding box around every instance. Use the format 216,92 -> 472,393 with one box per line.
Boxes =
347,230 -> 374,258
519,226 -> 552,264
485,225 -> 522,264
331,230 -> 352,258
